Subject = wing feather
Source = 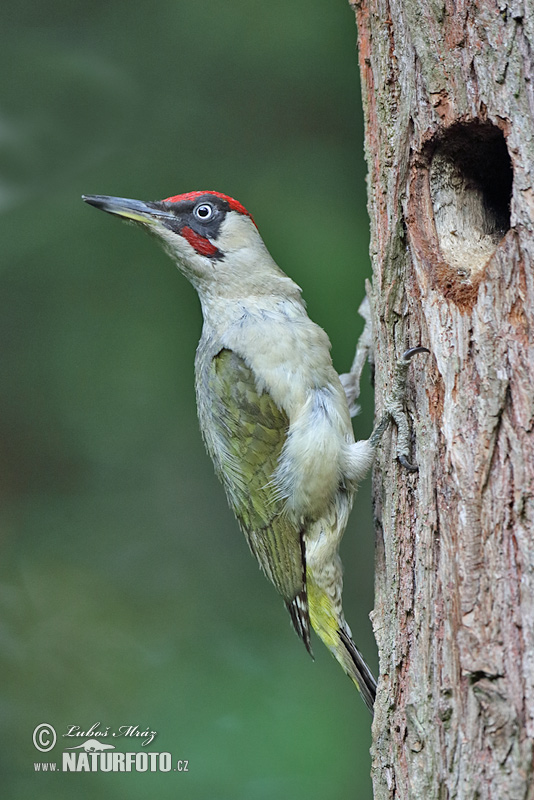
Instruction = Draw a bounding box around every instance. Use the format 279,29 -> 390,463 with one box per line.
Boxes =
197,348 -> 311,651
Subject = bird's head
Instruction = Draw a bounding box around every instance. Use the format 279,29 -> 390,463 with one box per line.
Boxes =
82,191 -> 295,300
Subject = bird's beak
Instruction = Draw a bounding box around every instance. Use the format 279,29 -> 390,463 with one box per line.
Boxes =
82,195 -> 172,225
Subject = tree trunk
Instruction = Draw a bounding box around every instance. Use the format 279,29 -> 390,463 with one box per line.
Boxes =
349,0 -> 534,797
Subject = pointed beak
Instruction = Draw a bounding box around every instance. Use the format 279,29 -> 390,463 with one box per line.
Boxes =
82,195 -> 172,225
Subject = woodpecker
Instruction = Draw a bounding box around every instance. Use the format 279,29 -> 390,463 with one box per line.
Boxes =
82,190 -> 426,712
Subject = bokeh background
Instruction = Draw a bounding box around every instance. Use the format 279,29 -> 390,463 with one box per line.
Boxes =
1,2 -> 376,798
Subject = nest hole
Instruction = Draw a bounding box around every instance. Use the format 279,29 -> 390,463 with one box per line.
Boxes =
429,123 -> 512,280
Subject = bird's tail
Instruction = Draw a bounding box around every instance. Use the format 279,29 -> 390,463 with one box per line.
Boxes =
336,626 -> 377,712
307,577 -> 377,713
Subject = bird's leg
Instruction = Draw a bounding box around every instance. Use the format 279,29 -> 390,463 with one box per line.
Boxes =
339,295 -> 374,418
369,346 -> 429,471
340,292 -> 428,469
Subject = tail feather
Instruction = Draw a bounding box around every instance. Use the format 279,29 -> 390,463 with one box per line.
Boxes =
285,590 -> 313,657
337,627 -> 377,713
306,576 -> 377,712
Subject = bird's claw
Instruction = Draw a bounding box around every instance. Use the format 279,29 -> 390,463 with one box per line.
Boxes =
400,345 -> 430,364
398,454 -> 419,472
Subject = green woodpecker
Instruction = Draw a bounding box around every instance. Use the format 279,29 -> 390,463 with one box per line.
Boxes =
83,190 -> 426,712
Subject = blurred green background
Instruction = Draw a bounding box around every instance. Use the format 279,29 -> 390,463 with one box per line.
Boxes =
0,2 -> 376,798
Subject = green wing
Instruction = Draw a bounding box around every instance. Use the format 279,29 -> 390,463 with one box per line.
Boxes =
200,348 -> 311,652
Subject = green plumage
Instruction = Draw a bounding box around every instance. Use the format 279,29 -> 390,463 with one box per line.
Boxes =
198,348 -> 311,650
82,189 -> 388,712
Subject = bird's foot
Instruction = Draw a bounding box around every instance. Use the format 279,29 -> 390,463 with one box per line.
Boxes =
339,295 -> 373,418
369,346 -> 429,470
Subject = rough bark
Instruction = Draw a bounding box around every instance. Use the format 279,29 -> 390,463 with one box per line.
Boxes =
349,0 -> 534,798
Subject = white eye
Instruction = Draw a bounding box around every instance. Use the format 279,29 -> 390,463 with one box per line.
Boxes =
194,203 -> 214,221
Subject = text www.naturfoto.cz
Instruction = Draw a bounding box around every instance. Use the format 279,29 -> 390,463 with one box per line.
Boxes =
34,752 -> 189,772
